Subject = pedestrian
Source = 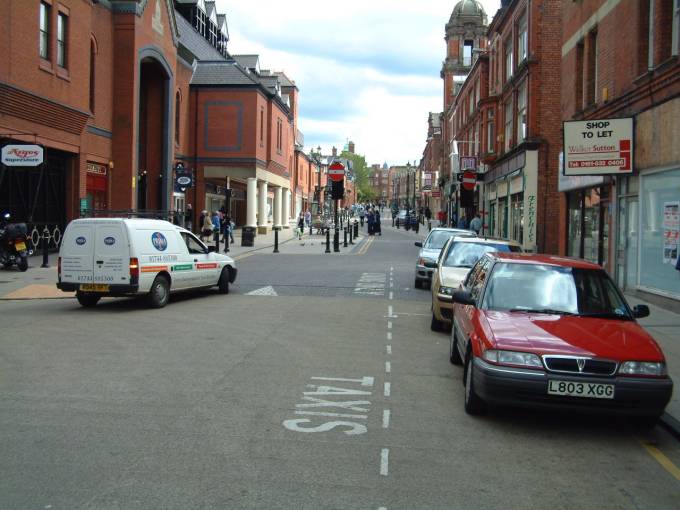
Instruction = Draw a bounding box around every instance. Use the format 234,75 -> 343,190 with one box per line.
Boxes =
367,209 -> 375,236
437,210 -> 444,226
211,211 -> 221,240
201,211 -> 213,241
375,209 -> 382,236
304,209 -> 311,230
457,215 -> 468,229
223,212 -> 235,243
172,211 -> 180,226
470,213 -> 482,234
185,203 -> 193,232
297,213 -> 305,241
359,207 -> 365,227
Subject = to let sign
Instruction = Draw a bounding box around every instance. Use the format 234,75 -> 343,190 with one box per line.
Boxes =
328,161 -> 345,182
563,118 -> 633,176
1,144 -> 44,166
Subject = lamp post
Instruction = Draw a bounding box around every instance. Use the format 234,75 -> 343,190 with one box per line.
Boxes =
405,162 -> 412,231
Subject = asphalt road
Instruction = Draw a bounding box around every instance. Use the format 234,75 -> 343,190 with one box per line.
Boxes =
1,222 -> 680,509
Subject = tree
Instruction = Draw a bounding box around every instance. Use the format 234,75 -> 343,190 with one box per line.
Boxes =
341,150 -> 374,201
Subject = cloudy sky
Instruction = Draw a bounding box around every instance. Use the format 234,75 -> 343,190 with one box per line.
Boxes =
216,0 -> 500,167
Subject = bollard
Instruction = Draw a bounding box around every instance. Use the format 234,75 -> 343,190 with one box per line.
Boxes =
273,227 -> 279,253
333,228 -> 340,252
224,228 -> 230,253
41,227 -> 50,268
343,228 -> 348,248
354,220 -> 359,238
428,220 -> 432,231
214,230 -> 220,253
325,229 -> 331,253
415,220 -> 419,234
309,223 -> 313,236
349,224 -> 354,244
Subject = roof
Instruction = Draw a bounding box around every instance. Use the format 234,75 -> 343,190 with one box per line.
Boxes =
175,11 -> 226,62
259,74 -> 280,93
451,0 -> 487,21
233,54 -> 259,70
275,71 -> 297,89
487,252 -> 603,270
191,61 -> 259,86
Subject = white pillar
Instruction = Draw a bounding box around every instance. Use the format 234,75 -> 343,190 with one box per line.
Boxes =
282,188 -> 291,228
258,180 -> 268,233
246,177 -> 257,228
273,186 -> 282,228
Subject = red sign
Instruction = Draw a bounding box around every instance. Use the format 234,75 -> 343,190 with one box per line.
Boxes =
462,171 -> 477,191
431,190 -> 441,198
328,161 -> 345,182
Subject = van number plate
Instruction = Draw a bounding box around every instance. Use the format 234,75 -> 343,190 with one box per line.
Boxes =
548,380 -> 614,399
80,284 -> 110,292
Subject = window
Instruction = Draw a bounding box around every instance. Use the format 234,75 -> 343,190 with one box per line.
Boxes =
586,30 -> 597,105
39,2 -> 50,59
517,80 -> 527,142
463,40 -> 473,66
260,109 -> 264,143
504,38 -> 513,81
517,12 -> 528,63
504,100 -> 513,152
89,39 -> 96,112
57,12 -> 67,68
487,108 -> 495,153
510,192 -> 524,244
194,7 -> 206,36
175,91 -> 181,145
209,22 -> 216,45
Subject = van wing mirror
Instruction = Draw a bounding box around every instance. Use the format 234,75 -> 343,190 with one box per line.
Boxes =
452,289 -> 475,306
414,241 -> 423,248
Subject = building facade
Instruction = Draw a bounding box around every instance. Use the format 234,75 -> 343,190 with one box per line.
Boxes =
561,0 -> 680,305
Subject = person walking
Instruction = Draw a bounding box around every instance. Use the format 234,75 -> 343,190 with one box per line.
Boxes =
375,209 -> 382,236
367,209 -> 375,236
185,203 -> 193,232
211,211 -> 221,241
297,213 -> 305,241
359,207 -> 365,227
223,212 -> 235,243
457,215 -> 468,229
469,213 -> 482,234
304,209 -> 312,231
201,211 -> 213,241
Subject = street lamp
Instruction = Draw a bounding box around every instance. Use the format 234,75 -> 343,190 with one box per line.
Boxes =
405,162 -> 412,231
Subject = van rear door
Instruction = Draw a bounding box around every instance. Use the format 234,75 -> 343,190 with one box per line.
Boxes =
60,222 -> 95,285
93,223 -> 129,285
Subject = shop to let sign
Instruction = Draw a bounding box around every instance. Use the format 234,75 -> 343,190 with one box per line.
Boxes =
563,118 -> 633,176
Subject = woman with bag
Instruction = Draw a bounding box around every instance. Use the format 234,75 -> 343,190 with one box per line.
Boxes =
201,212 -> 213,241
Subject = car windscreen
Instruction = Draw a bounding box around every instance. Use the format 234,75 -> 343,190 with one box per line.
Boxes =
424,230 -> 457,249
443,242 -> 506,268
482,263 -> 632,318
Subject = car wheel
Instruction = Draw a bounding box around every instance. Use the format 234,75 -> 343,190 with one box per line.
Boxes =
147,275 -> 170,308
218,267 -> 230,294
430,312 -> 444,332
76,291 -> 100,308
414,278 -> 422,289
464,351 -> 485,415
449,327 -> 463,365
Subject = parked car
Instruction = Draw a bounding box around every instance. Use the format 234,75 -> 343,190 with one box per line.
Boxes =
414,228 -> 475,289
395,210 -> 417,228
431,237 -> 522,331
57,218 -> 237,308
449,252 -> 673,422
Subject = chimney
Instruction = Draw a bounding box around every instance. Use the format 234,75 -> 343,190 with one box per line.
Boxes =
348,141 -> 355,154
332,146 -> 337,157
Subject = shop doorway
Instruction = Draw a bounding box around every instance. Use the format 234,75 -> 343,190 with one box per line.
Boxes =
616,196 -> 639,290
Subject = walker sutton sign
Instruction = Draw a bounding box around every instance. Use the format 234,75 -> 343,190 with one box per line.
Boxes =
563,118 -> 633,176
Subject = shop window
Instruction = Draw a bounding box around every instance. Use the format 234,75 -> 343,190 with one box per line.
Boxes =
498,197 -> 508,238
567,192 -> 583,258
517,80 -> 527,142
511,193 -> 524,244
489,201 -> 496,236
517,11 -> 528,63
39,2 -> 50,60
57,12 -> 67,69
504,38 -> 513,81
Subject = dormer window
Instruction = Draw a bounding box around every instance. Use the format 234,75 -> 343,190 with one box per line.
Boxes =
193,2 -> 206,37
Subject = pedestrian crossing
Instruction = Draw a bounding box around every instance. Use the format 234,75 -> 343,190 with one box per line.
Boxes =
354,272 -> 386,296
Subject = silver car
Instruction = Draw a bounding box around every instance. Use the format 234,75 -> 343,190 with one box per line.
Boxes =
414,228 -> 475,288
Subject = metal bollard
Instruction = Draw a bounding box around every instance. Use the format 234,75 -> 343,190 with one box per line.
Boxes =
428,220 -> 432,231
273,228 -> 279,253
333,228 -> 340,252
41,227 -> 50,268
354,221 -> 359,238
325,229 -> 331,253
224,229 -> 230,253
309,223 -> 313,236
349,224 -> 354,244
214,230 -> 220,253
343,228 -> 348,248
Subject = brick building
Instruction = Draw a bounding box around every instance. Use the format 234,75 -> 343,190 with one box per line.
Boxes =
420,112 -> 443,213
0,0 -> 311,246
561,0 -> 680,305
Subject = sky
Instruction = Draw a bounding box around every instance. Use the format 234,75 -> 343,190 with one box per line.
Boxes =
216,0 -> 501,167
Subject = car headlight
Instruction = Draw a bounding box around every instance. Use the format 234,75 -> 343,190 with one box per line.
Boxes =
439,286 -> 455,296
618,361 -> 667,376
483,349 -> 543,368
418,257 -> 435,267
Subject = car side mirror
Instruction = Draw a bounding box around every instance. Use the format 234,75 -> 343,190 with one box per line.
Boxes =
452,289 -> 475,306
414,241 -> 422,248
208,246 -> 217,253
633,304 -> 650,319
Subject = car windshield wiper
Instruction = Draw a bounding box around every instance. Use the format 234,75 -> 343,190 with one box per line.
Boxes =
509,308 -> 577,316
577,311 -> 631,320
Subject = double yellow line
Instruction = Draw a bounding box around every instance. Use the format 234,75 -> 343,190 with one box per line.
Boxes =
355,236 -> 374,256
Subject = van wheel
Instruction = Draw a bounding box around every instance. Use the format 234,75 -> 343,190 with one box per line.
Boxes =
147,275 -> 170,308
218,267 -> 230,294
76,291 -> 101,308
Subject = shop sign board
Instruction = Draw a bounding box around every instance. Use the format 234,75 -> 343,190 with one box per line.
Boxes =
1,144 -> 44,166
460,157 -> 477,172
431,190 -> 441,198
563,118 -> 633,176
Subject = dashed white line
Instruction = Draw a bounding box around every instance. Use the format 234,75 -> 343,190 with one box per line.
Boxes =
387,321 -> 392,329
387,332 -> 392,340
389,291 -> 394,300
388,305 -> 393,316
385,361 -> 391,373
380,448 -> 390,476
382,409 -> 391,429
384,382 -> 391,397
386,345 -> 392,355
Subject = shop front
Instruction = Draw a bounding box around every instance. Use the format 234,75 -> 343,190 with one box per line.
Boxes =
86,162 -> 109,213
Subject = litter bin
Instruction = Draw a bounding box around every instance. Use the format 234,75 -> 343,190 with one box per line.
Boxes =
241,226 -> 256,247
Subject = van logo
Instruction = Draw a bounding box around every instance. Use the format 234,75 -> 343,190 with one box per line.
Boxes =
104,236 -> 116,246
151,232 -> 168,251
76,236 -> 86,246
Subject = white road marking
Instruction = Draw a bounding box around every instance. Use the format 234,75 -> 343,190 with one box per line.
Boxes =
382,410 -> 391,428
310,376 -> 374,387
297,397 -> 370,412
295,411 -> 367,419
245,286 -> 278,296
385,361 -> 391,373
390,267 -> 394,271
384,382 -> 391,397
389,291 -> 394,300
387,321 -> 392,329
388,305 -> 393,316
390,281 -> 394,288
386,345 -> 392,355
387,332 -> 392,340
354,272 -> 386,296
378,507 -> 387,510
380,448 -> 390,476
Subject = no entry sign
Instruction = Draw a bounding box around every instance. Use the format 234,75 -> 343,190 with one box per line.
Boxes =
328,161 -> 345,182
462,170 -> 477,191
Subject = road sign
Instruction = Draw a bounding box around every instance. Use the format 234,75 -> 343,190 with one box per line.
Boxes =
328,161 -> 345,182
462,170 -> 477,191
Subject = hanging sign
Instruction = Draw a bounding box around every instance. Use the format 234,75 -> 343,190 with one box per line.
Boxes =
563,118 -> 633,176
1,144 -> 44,166
174,162 -> 193,193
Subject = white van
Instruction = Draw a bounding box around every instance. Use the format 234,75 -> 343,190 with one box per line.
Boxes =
57,218 -> 237,308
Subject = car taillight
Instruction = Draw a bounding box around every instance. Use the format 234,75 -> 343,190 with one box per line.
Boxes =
129,257 -> 139,284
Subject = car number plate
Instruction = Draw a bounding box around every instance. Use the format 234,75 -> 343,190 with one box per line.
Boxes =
15,241 -> 26,251
548,380 -> 614,399
80,284 -> 109,292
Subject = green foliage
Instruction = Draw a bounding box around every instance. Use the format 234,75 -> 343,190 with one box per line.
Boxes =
341,150 -> 374,201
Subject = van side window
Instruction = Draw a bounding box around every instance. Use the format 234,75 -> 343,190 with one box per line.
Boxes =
181,232 -> 207,255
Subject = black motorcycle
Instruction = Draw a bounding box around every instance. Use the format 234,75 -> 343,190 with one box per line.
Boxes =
0,215 -> 31,271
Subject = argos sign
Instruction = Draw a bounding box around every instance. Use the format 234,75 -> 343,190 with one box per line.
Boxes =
1,145 -> 44,166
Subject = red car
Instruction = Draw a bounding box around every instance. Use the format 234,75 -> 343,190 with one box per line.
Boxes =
449,252 -> 673,422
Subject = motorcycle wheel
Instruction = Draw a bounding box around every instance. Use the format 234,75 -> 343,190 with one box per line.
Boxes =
17,257 -> 28,272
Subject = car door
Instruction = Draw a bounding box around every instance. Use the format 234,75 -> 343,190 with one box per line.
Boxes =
180,232 -> 217,286
455,257 -> 492,355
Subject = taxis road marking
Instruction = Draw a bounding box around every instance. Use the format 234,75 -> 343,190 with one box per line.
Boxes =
641,441 -> 680,482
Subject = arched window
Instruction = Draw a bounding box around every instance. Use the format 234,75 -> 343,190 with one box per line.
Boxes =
89,37 -> 97,112
175,91 -> 181,145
